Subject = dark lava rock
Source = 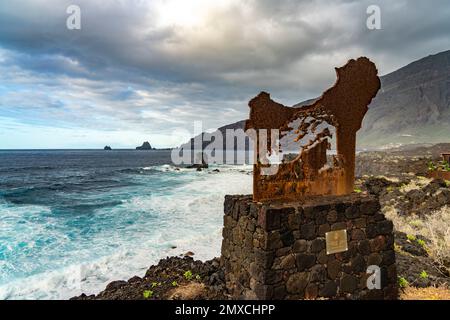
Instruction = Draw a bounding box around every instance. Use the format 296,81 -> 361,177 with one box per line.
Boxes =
423,179 -> 447,194
71,256 -> 228,300
320,281 -> 337,297
369,176 -> 450,217
340,274 -> 358,293
128,276 -> 142,284
405,189 -> 426,204
363,177 -> 398,196
187,163 -> 208,170
395,231 -> 450,288
395,231 -> 428,257
105,280 -> 127,291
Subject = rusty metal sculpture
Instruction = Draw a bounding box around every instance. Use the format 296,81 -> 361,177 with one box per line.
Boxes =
246,57 -> 380,202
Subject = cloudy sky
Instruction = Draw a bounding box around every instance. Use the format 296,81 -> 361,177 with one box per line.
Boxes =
0,0 -> 449,148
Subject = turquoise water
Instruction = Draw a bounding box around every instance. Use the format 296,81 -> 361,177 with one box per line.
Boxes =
0,150 -> 252,299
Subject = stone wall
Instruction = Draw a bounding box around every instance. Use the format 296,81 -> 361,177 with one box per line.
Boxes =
220,194 -> 398,300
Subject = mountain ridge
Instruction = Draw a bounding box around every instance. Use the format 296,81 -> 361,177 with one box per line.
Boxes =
182,50 -> 450,151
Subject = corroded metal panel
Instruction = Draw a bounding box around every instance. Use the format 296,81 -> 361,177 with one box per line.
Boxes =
246,57 -> 380,202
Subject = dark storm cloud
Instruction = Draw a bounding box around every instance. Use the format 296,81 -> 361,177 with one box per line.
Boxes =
0,1 -> 350,86
0,0 -> 450,147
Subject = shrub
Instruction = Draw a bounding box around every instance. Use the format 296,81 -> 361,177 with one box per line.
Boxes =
143,290 -> 153,299
428,161 -> 437,171
398,277 -> 409,288
443,161 -> 450,172
423,207 -> 450,268
184,270 -> 193,281
409,219 -> 423,228
384,203 -> 450,270
417,239 -> 426,247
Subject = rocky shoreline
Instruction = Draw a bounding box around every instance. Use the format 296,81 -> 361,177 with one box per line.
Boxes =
72,228 -> 449,300
73,144 -> 450,300
72,256 -> 228,300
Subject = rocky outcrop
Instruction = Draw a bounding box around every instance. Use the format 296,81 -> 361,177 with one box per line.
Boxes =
395,231 -> 450,288
362,177 -> 450,217
361,177 -> 406,197
136,141 -> 153,150
72,256 -> 227,300
104,146 -> 112,150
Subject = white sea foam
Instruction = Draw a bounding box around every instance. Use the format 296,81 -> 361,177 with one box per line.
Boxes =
0,165 -> 252,300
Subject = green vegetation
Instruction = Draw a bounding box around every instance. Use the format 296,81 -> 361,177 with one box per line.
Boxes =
398,277 -> 409,288
354,187 -> 362,193
143,290 -> 153,299
428,161 -> 437,171
420,271 -> 429,279
427,160 -> 450,172
443,161 -> 450,172
406,234 -> 426,247
184,270 -> 193,281
171,281 -> 178,287
195,274 -> 201,281
409,219 -> 423,228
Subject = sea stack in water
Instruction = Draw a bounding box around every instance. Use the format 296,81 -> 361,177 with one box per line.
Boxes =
104,146 -> 112,150
136,141 -> 153,150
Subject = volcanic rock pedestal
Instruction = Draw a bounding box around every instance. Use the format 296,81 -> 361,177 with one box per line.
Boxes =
220,194 -> 398,300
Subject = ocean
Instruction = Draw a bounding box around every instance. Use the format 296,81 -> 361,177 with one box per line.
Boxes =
0,150 -> 252,299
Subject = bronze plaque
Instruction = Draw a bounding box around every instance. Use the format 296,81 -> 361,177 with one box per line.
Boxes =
326,230 -> 348,255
